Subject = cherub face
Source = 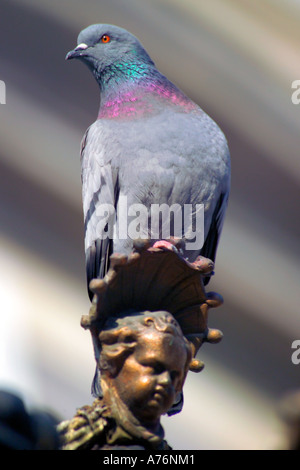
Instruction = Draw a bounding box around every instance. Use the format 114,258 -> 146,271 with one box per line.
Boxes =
112,329 -> 188,425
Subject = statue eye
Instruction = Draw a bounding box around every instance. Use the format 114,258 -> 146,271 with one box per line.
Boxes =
101,34 -> 111,43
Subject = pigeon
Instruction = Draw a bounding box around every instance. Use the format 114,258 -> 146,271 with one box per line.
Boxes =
66,24 -> 230,301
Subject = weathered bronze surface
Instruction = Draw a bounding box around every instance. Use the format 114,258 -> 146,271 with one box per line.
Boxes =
58,239 -> 223,450
58,310 -> 191,449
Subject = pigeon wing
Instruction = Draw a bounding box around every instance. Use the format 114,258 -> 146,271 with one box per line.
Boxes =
81,125 -> 119,300
200,191 -> 229,284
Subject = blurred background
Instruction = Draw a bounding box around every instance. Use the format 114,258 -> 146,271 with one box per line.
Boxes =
0,0 -> 299,450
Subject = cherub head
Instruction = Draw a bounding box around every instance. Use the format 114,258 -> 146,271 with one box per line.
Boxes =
97,310 -> 192,427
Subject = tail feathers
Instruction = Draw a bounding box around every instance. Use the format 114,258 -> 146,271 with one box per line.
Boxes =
86,238 -> 112,301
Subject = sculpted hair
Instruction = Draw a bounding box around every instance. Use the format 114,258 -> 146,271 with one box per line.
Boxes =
98,310 -> 192,377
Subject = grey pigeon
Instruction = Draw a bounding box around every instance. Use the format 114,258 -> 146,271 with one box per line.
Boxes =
66,24 -> 230,301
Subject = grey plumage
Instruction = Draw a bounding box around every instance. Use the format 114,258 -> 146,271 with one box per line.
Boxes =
66,24 -> 230,301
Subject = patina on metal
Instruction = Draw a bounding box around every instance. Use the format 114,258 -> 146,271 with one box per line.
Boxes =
58,309 -> 192,450
58,239 -> 223,450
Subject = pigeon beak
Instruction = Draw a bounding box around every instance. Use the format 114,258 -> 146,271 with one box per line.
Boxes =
65,43 -> 89,60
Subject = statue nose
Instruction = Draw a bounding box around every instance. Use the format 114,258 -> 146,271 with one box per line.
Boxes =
157,371 -> 171,386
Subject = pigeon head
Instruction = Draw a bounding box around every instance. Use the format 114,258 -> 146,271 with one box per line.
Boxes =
66,24 -> 155,89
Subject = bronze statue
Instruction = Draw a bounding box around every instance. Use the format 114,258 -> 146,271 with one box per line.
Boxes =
58,310 -> 192,450
58,240 -> 223,450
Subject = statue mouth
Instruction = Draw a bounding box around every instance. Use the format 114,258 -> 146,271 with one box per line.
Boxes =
152,388 -> 169,404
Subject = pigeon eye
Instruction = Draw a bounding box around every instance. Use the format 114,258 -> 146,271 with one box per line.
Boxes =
101,35 -> 111,44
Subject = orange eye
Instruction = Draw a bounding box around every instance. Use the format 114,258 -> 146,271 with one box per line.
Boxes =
101,35 -> 111,43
